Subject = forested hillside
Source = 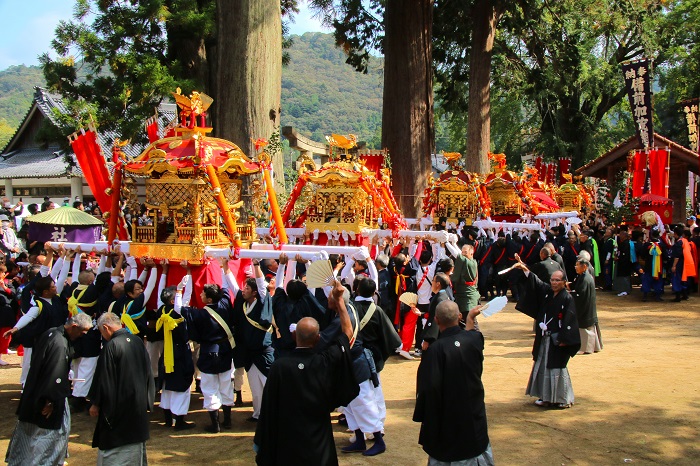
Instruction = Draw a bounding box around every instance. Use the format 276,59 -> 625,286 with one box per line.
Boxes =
0,33 -> 384,151
281,32 -> 383,148
0,65 -> 46,149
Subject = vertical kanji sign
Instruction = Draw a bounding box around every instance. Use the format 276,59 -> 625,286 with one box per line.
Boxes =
622,59 -> 653,149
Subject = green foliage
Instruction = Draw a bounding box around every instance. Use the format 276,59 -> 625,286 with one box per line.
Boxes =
281,32 -> 383,148
0,65 -> 46,149
40,0 -> 183,144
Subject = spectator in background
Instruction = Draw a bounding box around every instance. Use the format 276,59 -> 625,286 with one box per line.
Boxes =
41,197 -> 52,212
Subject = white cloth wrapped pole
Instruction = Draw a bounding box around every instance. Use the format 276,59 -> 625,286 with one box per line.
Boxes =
472,220 -> 542,231
534,211 -> 579,220
251,243 -> 364,256
48,242 -> 101,251
95,240 -> 131,254
205,247 -> 324,261
361,229 -> 451,244
255,227 -> 306,239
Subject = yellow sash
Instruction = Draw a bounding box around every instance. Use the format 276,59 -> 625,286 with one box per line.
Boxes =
155,308 -> 183,374
120,301 -> 139,334
67,285 -> 97,317
243,301 -> 273,334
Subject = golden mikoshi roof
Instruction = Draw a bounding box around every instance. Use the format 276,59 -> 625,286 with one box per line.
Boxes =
124,130 -> 260,176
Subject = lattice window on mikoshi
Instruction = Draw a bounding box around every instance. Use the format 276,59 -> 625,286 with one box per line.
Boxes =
145,181 -> 197,224
438,191 -> 477,219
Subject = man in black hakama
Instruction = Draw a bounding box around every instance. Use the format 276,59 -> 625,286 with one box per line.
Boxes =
514,258 -> 580,408
254,281 -> 358,466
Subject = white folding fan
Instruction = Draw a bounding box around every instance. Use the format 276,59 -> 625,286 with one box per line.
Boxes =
306,260 -> 337,289
398,292 -> 419,307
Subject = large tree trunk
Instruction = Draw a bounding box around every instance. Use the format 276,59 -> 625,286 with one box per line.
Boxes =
216,0 -> 283,193
465,0 -> 499,174
381,0 -> 434,218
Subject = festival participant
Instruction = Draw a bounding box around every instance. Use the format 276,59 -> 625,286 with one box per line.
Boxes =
531,247 -> 564,284
446,243 -> 479,323
419,273 -> 453,348
682,229 -> 697,294
577,228 -> 601,278
570,259 -> 602,354
89,312 -> 155,465
226,258 -> 273,423
513,255 -> 580,409
413,300 -> 494,466
254,280 -> 358,466
5,256 -> 70,387
489,231 -> 513,299
5,313 -> 92,466
0,263 -> 19,366
389,239 -> 420,358
108,254 -> 158,336
671,226 -> 695,302
177,267 -> 235,433
64,249 -> 102,412
374,253 -> 392,313
641,229 -> 666,301
412,247 -> 438,356
613,229 -> 633,297
602,227 -> 616,291
144,260 -> 171,392
157,283 -> 195,430
521,231 -> 544,267
562,231 -> 580,282
341,277 -> 400,456
475,231 -> 494,300
545,242 -> 567,282
271,254 -> 329,359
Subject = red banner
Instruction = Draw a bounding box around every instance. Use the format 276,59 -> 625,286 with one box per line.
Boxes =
70,130 -> 112,215
360,154 -> 383,178
648,148 -> 670,197
632,151 -> 647,198
558,158 -> 571,184
547,162 -> 557,185
535,157 -> 544,181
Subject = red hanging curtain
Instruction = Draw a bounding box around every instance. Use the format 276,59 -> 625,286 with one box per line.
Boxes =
70,130 -> 112,214
648,148 -> 670,197
558,158 -> 571,184
632,150 -> 647,198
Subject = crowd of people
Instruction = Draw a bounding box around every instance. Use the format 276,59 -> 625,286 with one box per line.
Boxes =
0,206 -> 697,465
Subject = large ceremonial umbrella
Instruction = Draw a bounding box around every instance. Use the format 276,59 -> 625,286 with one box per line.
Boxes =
25,206 -> 103,243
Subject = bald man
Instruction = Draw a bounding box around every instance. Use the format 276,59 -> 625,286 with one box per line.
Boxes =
255,281 -> 359,466
414,301 -> 494,465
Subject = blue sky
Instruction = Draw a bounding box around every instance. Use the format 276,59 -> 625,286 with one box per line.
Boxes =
0,0 -> 327,70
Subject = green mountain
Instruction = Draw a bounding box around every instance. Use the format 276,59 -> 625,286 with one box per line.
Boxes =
0,33 -> 383,151
281,32 -> 383,148
0,65 -> 46,149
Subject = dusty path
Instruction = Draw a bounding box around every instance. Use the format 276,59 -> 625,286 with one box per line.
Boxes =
1,290 -> 698,465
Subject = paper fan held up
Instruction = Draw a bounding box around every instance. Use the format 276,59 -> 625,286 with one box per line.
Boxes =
305,260 -> 337,289
398,292 -> 418,307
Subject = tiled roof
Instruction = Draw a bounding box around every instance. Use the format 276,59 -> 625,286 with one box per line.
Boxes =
0,149 -> 80,179
0,88 -> 179,179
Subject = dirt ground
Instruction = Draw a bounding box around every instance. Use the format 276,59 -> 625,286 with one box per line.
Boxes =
1,288 -> 698,465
